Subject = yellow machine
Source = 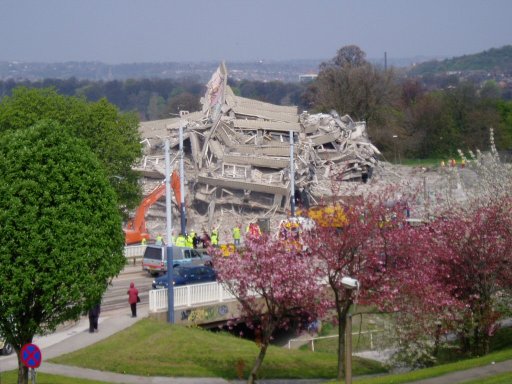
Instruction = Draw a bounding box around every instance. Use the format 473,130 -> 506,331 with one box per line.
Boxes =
219,243 -> 236,257
297,204 -> 348,228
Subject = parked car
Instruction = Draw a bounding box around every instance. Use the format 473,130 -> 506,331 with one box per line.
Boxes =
0,338 -> 13,355
152,265 -> 217,289
142,245 -> 212,276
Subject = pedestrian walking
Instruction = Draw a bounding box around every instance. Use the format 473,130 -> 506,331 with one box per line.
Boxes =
88,302 -> 101,333
127,282 -> 139,318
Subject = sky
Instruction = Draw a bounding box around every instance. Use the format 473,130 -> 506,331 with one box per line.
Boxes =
1,0 -> 511,64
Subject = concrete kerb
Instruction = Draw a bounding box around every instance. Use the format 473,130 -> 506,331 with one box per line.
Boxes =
40,363 -> 231,384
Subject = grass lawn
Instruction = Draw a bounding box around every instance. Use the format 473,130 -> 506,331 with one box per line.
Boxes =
400,158 -> 443,167
50,318 -> 386,380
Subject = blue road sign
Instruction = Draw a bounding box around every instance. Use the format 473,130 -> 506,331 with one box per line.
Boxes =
21,343 -> 42,368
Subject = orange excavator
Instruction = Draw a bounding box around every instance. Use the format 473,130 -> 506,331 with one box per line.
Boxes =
124,171 -> 181,245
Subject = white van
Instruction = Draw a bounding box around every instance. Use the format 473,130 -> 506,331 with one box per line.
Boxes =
142,245 -> 212,276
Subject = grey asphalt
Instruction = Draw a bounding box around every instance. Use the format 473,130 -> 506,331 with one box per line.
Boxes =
1,300 -> 511,383
405,360 -> 512,384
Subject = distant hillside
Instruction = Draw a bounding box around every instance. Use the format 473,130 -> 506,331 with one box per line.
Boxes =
409,45 -> 512,75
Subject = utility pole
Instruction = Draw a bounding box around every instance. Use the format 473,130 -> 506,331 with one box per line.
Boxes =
164,140 -> 174,323
392,135 -> 398,164
289,130 -> 295,217
179,121 -> 186,235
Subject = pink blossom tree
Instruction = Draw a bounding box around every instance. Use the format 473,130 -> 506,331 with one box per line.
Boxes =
368,219 -> 462,367
298,193 -> 405,379
430,199 -> 512,356
212,232 -> 328,384
300,190 -> 459,376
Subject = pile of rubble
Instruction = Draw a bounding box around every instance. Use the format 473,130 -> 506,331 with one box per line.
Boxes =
137,62 -> 383,238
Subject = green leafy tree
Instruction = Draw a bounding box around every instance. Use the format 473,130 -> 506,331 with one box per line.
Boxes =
308,45 -> 400,146
406,91 -> 460,158
497,100 -> 512,148
480,80 -> 502,100
322,44 -> 368,69
0,87 -> 142,215
0,121 -> 126,384
232,79 -> 304,106
165,91 -> 201,115
146,93 -> 167,120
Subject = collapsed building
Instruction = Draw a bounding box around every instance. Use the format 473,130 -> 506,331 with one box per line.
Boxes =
137,62 -> 381,237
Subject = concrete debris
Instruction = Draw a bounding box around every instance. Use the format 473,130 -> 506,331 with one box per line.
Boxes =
136,62 -> 384,238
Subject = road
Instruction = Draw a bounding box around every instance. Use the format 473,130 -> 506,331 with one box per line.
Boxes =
101,264 -> 155,313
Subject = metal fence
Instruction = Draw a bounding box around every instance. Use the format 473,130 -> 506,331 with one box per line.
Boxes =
287,330 -> 384,351
123,245 -> 147,265
149,282 -> 236,312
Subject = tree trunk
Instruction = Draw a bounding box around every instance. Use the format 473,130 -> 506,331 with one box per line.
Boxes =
248,342 -> 269,384
482,333 -> 490,355
336,296 -> 352,381
17,351 -> 29,384
247,319 -> 275,384
337,310 -> 346,381
479,299 -> 492,356
473,326 -> 481,356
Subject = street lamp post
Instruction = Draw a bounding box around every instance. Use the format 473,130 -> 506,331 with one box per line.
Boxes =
341,276 -> 360,384
392,135 -> 398,164
164,140 -> 174,324
289,130 -> 295,217
179,121 -> 186,235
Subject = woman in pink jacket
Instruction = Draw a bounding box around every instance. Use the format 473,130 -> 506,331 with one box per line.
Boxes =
127,282 -> 139,317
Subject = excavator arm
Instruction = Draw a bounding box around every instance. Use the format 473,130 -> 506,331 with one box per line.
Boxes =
124,170 -> 181,245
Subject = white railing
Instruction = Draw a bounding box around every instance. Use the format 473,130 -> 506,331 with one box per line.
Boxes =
124,245 -> 147,258
287,330 -> 383,351
149,282 -> 237,312
124,245 -> 147,265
